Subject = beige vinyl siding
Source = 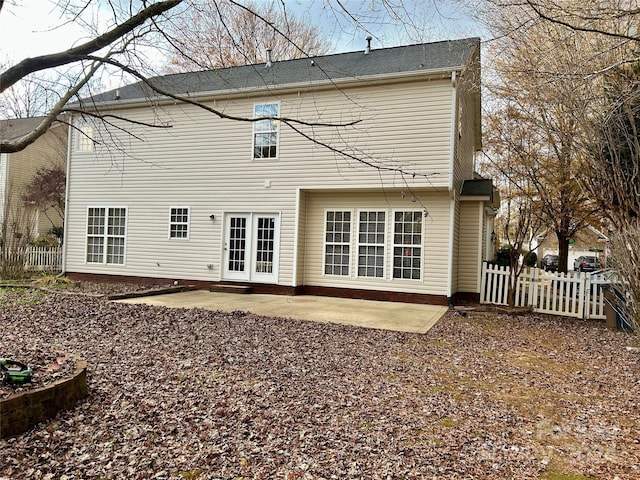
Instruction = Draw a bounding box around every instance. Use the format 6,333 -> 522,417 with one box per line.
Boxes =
457,201 -> 482,292
302,190 -> 451,296
65,78 -> 455,284
4,125 -> 67,238
295,189 -> 309,285
452,74 -> 479,194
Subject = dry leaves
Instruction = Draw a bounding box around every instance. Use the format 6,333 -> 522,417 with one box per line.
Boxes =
0,285 -> 638,479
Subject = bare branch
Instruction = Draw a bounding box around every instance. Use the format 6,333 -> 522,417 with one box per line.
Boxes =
0,0 -> 182,92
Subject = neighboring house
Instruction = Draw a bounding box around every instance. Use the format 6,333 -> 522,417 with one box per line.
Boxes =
537,225 -> 610,270
63,38 -> 498,305
0,117 -> 67,246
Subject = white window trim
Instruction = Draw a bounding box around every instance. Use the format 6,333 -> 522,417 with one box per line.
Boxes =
85,206 -> 128,265
391,209 -> 424,281
356,209 -> 387,279
322,209 -> 353,277
252,101 -> 280,160
75,121 -> 95,152
168,206 -> 190,240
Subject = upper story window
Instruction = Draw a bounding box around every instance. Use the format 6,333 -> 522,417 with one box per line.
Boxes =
169,207 -> 190,239
76,122 -> 95,152
253,103 -> 279,159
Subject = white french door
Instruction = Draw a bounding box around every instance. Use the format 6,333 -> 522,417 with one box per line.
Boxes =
223,213 -> 280,283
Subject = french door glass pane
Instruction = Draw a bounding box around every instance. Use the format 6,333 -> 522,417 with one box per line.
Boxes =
228,217 -> 247,272
255,217 -> 275,273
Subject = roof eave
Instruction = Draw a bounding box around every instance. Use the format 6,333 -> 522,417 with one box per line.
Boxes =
74,66 -> 464,112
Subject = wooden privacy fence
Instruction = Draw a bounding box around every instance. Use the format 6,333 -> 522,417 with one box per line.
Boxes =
2,246 -> 62,272
480,263 -> 610,320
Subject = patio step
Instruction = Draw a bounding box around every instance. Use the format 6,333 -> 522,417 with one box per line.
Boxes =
209,284 -> 252,294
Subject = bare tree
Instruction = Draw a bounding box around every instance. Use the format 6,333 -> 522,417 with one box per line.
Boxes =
0,184 -> 37,279
0,0 -> 186,153
166,0 -> 330,71
22,164 -> 66,227
478,0 -> 640,333
479,0 -> 631,272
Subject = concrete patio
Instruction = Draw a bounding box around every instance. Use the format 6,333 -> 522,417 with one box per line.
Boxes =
115,290 -> 448,334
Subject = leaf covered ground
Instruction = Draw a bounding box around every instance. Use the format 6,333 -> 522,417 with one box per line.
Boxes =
0,284 -> 638,479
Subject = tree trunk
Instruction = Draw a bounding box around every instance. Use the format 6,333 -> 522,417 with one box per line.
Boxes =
556,232 -> 570,273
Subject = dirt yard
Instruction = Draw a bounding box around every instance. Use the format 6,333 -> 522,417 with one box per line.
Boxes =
0,283 -> 638,479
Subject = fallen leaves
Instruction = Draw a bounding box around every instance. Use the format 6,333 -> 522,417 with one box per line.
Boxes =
0,284 -> 638,479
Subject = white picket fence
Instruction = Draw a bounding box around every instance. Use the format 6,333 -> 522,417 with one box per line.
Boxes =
2,246 -> 62,272
480,263 -> 610,319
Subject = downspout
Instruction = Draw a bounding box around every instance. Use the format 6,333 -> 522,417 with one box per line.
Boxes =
0,153 -> 7,227
60,115 -> 73,276
446,70 -> 458,308
476,203 -> 484,293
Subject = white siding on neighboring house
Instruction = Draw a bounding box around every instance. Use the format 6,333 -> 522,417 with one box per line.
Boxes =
64,78 -> 456,286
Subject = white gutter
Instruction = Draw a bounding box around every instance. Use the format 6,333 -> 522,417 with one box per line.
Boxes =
0,153 -> 7,227
476,202 -> 484,292
446,70 -> 458,303
292,188 -> 301,287
60,114 -> 73,275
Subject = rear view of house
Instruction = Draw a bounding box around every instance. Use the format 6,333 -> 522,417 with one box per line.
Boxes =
63,38 -> 497,305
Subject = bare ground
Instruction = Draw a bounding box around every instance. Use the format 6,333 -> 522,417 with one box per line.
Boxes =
0,284 -> 638,479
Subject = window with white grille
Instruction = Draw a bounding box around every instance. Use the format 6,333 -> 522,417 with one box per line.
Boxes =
76,123 -> 94,152
169,207 -> 190,239
86,207 -> 127,264
357,211 -> 386,278
392,211 -> 423,279
324,211 -> 351,276
253,103 -> 279,159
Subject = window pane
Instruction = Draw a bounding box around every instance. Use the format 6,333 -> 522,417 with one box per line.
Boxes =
253,103 -> 279,159
170,207 -> 189,239
357,211 -> 385,278
86,207 -> 127,264
324,211 -> 351,276
392,211 -> 422,280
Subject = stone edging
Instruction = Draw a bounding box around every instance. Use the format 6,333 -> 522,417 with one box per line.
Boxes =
0,358 -> 88,439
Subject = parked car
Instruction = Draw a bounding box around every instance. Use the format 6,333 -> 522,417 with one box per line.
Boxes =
574,255 -> 601,272
540,254 -> 559,272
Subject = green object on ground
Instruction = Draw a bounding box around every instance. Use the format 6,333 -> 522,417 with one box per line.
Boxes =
1,358 -> 32,384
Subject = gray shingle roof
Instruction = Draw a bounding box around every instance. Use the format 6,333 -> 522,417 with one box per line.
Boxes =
0,116 -> 47,142
461,179 -> 493,197
87,37 -> 480,104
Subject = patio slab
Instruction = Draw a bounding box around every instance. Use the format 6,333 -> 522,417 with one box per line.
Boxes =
115,290 -> 447,334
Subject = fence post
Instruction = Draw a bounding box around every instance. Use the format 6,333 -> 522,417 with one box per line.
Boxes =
480,262 -> 488,304
577,274 -> 586,319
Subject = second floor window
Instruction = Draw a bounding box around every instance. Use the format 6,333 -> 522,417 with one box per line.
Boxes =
253,103 -> 279,159
77,123 -> 94,152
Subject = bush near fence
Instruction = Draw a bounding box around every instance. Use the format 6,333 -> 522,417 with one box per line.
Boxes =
1,246 -> 62,273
